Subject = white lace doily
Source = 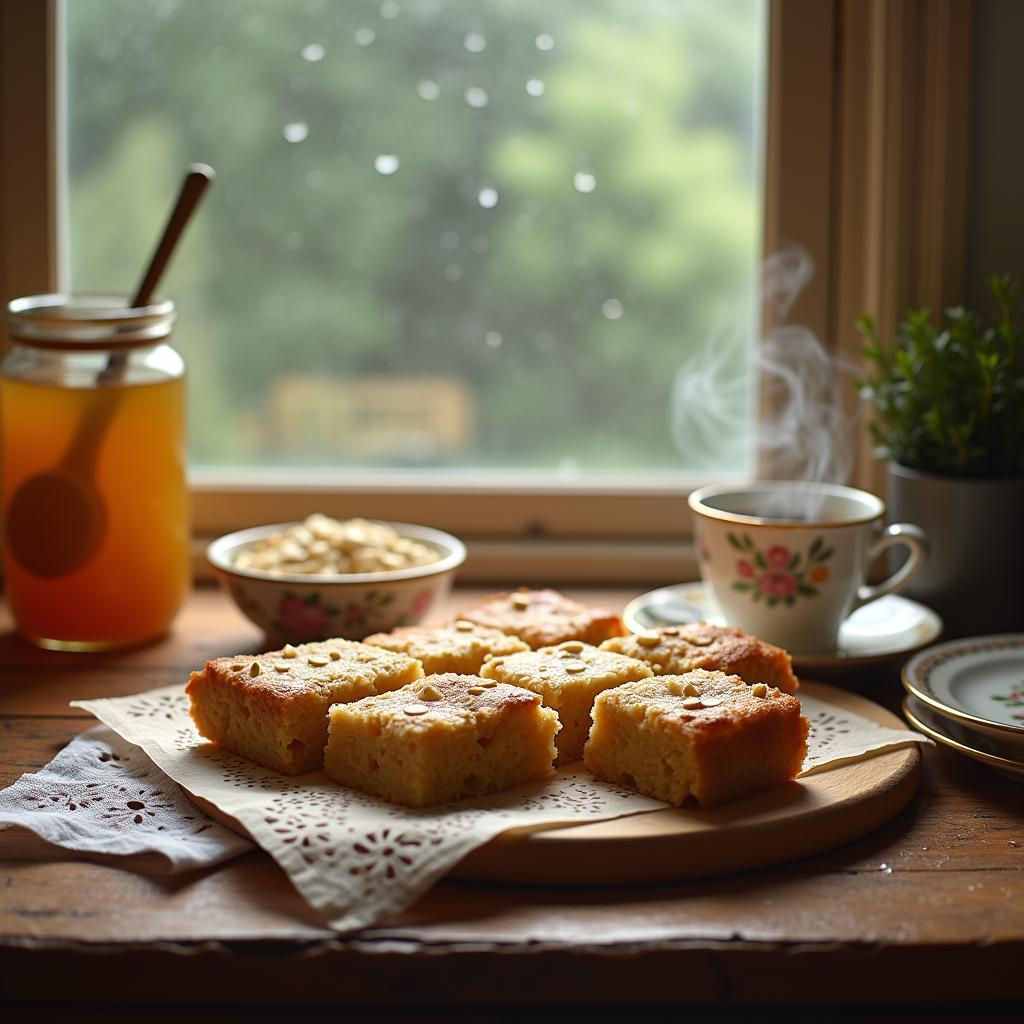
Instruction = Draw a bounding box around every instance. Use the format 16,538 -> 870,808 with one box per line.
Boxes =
798,694 -> 929,774
72,686 -> 668,932
0,684 -> 929,933
0,724 -> 252,872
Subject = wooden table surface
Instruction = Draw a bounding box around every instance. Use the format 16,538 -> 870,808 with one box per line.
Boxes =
1,587 -> 1022,1018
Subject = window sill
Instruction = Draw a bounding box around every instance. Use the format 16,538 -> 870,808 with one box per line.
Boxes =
189,471 -> 715,542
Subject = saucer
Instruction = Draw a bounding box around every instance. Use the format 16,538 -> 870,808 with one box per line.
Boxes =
902,634 -> 1024,742
903,695 -> 1024,784
622,582 -> 943,672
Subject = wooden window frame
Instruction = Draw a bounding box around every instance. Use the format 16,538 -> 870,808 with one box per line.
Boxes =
0,0 -> 972,583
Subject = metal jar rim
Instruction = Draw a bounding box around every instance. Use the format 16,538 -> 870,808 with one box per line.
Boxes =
5,293 -> 176,351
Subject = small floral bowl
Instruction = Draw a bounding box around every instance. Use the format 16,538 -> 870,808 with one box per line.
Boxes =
207,521 -> 466,645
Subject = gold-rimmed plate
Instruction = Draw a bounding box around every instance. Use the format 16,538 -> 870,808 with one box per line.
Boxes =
902,634 -> 1024,743
903,695 -> 1024,784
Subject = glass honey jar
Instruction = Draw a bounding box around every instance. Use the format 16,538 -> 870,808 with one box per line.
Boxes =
1,294 -> 189,650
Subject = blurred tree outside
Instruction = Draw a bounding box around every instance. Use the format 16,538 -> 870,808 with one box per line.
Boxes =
67,0 -> 764,475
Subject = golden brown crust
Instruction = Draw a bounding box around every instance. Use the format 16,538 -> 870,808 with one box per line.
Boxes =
185,639 -> 423,774
584,669 -> 808,807
600,622 -> 798,693
324,673 -> 559,806
480,642 -> 653,763
455,588 -> 627,649
592,669 -> 800,734
337,672 -> 545,720
188,639 -> 421,700
363,623 -> 529,675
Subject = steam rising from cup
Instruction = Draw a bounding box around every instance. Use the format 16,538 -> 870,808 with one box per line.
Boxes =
671,244 -> 861,511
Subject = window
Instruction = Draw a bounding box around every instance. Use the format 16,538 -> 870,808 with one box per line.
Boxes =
65,0 -> 765,483
0,1 -> 972,579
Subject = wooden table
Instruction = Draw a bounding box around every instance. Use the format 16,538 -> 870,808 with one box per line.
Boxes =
1,587 -> 1022,1019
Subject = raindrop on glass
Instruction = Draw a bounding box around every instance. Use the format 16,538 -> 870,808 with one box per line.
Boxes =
374,154 -> 400,175
301,42 -> 325,62
526,78 -> 545,97
440,230 -> 460,250
535,33 -> 555,51
484,330 -> 503,349
416,79 -> 440,101
283,121 -> 309,143
464,86 -> 489,109
464,32 -> 486,53
379,0 -> 401,18
573,172 -> 597,194
477,187 -> 499,209
602,298 -> 624,320
443,264 -> 463,282
354,27 -> 376,46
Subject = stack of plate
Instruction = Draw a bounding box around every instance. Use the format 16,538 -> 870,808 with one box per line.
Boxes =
902,634 -> 1024,783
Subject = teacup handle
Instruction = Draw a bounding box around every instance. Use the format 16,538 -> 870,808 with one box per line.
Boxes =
851,522 -> 929,610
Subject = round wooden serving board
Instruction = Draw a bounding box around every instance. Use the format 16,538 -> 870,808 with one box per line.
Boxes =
451,680 -> 921,884
189,681 -> 920,886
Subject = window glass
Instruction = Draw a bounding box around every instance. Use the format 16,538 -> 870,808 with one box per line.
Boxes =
67,0 -> 765,478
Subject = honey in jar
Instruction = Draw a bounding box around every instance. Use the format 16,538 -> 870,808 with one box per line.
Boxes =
1,294 -> 188,650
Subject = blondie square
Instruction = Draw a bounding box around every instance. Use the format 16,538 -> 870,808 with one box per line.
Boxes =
456,588 -> 627,649
186,639 -> 424,775
323,673 -> 559,807
363,621 -> 529,675
600,622 -> 799,693
583,669 -> 808,807
480,641 -> 653,764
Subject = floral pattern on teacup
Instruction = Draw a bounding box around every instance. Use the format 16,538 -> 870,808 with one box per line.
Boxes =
729,533 -> 834,607
696,537 -> 712,564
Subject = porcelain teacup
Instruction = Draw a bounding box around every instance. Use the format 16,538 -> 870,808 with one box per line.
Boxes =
688,482 -> 928,655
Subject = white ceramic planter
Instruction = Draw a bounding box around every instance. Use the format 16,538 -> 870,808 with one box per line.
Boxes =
887,463 -> 1024,637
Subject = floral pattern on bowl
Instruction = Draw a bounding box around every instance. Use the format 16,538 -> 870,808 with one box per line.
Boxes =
209,521 -> 464,644
728,533 -> 834,607
227,578 -> 443,644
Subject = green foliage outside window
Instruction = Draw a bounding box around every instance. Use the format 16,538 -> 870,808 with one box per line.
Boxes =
68,0 -> 764,473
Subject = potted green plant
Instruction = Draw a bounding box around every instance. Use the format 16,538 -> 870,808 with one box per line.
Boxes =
857,275 -> 1024,636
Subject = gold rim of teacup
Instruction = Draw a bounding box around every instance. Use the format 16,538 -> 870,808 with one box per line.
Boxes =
688,482 -> 884,530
